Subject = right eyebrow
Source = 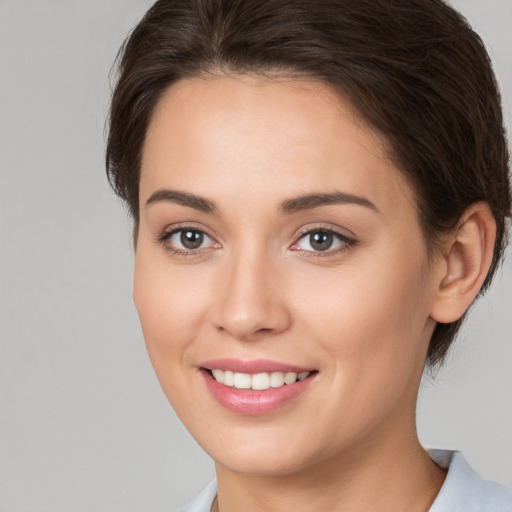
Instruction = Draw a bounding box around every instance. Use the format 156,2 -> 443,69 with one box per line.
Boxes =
145,188 -> 219,214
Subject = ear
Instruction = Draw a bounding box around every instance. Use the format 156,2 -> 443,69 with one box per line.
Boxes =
429,202 -> 496,324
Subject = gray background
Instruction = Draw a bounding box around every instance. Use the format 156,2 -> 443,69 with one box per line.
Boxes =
0,0 -> 510,510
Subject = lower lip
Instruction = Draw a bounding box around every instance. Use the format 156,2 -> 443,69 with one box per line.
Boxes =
201,370 -> 315,415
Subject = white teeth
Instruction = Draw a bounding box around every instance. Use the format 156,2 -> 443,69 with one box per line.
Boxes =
210,369 -> 311,389
212,369 -> 224,381
252,372 -> 271,390
233,372 -> 252,389
284,372 -> 298,385
270,371 -> 285,388
224,370 -> 234,387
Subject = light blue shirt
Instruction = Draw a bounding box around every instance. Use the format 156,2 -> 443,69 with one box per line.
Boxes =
180,450 -> 512,511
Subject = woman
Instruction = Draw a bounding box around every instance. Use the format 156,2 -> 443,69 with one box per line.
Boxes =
106,0 -> 512,510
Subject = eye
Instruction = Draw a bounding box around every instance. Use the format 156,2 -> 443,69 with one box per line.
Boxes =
291,228 -> 354,254
172,229 -> 209,250
158,227 -> 219,254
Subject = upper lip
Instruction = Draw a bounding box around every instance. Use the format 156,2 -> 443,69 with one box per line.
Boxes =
200,358 -> 314,374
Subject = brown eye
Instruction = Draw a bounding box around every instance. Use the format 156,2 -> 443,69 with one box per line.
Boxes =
180,230 -> 204,249
309,231 -> 334,251
293,228 -> 353,254
165,228 -> 214,252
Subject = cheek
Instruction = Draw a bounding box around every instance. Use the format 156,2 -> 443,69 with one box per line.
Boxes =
299,254 -> 428,341
294,243 -> 432,399
132,247 -> 213,372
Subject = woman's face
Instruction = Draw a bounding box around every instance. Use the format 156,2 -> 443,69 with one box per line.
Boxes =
134,76 -> 441,475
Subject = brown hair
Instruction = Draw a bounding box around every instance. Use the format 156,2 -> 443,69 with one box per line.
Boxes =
106,0 -> 511,366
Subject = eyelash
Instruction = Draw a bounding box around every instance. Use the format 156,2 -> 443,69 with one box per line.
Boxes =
156,224 -> 356,258
292,225 -> 356,258
156,224 -> 217,258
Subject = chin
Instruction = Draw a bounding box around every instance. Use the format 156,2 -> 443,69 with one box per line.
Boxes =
200,430 -> 319,477
215,452 -> 310,477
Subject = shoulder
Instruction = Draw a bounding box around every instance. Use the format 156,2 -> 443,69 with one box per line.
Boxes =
179,480 -> 217,512
429,450 -> 512,512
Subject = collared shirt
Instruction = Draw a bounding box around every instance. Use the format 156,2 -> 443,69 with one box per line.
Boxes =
180,450 -> 512,511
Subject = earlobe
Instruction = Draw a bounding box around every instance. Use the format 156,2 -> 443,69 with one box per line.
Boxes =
429,202 -> 496,324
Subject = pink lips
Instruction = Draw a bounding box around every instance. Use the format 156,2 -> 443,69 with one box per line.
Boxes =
200,358 -> 316,416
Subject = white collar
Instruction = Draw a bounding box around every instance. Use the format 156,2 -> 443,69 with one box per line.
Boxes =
428,450 -> 512,511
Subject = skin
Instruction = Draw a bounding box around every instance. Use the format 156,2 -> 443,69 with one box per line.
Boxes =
134,75 -> 495,511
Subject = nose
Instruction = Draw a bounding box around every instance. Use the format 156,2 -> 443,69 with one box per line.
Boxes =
212,247 -> 292,341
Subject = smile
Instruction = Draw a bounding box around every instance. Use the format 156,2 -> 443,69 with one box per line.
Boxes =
210,369 -> 311,390
200,359 -> 317,415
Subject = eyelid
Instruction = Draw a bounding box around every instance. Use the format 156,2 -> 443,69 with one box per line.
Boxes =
290,224 -> 356,255
156,223 -> 221,255
295,222 -> 356,239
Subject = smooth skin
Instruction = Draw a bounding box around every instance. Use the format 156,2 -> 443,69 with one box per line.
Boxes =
134,75 -> 496,512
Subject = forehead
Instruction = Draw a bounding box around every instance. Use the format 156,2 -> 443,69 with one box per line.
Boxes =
140,75 -> 415,216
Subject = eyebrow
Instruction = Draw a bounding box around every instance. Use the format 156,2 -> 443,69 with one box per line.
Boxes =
145,189 -> 218,214
280,191 -> 379,214
145,188 -> 378,215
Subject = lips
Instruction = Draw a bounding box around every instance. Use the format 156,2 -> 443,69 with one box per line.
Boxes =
200,359 -> 317,415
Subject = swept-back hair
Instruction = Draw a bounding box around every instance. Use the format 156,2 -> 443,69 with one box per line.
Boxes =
106,0 -> 511,365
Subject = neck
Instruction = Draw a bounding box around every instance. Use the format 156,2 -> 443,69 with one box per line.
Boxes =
214,422 -> 446,512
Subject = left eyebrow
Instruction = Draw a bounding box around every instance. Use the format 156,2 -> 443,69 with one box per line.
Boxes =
279,191 -> 379,214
